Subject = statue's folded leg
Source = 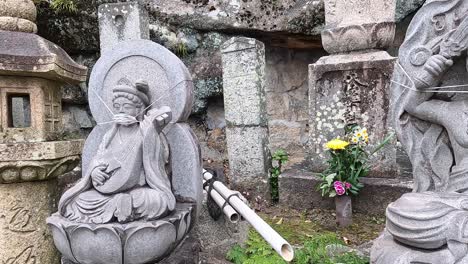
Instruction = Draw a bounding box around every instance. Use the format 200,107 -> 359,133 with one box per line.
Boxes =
129,187 -> 172,221
386,192 -> 468,261
63,190 -> 132,224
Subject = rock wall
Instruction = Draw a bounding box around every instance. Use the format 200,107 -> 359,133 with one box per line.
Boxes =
35,0 -> 425,174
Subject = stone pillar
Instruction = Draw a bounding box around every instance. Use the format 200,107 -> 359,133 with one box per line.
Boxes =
221,37 -> 270,199
98,2 -> 149,54
308,0 -> 402,178
0,0 -> 87,262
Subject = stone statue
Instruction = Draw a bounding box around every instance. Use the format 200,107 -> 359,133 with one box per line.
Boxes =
47,39 -> 202,264
371,1 -> 468,263
59,78 -> 176,224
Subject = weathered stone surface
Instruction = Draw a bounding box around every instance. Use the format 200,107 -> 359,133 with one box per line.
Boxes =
0,140 -> 83,161
35,0 -> 424,53
195,192 -> 248,262
98,2 -> 150,54
226,127 -> 270,193
222,37 -> 266,127
159,234 -> 201,264
1,77 -> 66,143
48,203 -> 195,264
0,139 -> 82,184
308,51 -> 400,178
278,169 -> 412,215
0,31 -> 87,82
266,47 -> 327,167
371,231 -> 455,264
0,0 -> 37,33
322,0 -> 397,53
222,37 -> 270,199
0,180 -> 60,264
62,106 -> 94,132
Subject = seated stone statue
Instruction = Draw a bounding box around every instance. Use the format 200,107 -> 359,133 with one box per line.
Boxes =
58,78 -> 176,224
371,0 -> 468,263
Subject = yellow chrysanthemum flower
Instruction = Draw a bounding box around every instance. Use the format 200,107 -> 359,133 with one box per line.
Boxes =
326,139 -> 350,150
356,132 -> 362,138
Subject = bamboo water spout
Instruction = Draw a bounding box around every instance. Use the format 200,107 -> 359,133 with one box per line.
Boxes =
203,169 -> 294,262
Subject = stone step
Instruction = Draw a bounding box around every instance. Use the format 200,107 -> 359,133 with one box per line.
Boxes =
278,169 -> 413,215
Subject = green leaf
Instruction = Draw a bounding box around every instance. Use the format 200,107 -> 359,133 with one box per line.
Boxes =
325,173 -> 336,185
370,132 -> 395,156
329,190 -> 337,198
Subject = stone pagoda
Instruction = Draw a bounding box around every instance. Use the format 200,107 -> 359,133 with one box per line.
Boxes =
0,0 -> 87,262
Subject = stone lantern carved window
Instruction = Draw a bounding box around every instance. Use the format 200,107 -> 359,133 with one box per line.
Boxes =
6,93 -> 31,128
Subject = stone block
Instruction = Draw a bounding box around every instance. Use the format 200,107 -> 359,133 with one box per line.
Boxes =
322,0 -> 396,53
222,37 -> 266,127
0,76 -> 63,143
278,169 -> 412,215
308,51 -> 401,178
0,140 -> 84,161
222,74 -> 266,126
98,2 -> 149,54
226,126 -> 270,198
226,126 -> 269,181
0,180 -> 60,264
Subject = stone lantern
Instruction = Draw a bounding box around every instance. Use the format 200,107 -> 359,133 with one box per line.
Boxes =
0,0 -> 87,263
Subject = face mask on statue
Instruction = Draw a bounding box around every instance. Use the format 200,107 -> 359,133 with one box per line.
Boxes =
113,114 -> 139,126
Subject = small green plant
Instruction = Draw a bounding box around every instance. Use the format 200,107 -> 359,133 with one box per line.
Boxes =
270,149 -> 288,203
318,126 -> 394,198
174,42 -> 189,58
34,0 -> 77,13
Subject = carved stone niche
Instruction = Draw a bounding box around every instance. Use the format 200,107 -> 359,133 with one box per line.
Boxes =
322,0 -> 397,54
308,51 -> 399,177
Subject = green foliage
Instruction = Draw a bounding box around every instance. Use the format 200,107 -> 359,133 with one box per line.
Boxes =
227,230 -> 369,264
318,126 -> 394,197
34,0 -> 77,13
270,149 -> 288,203
227,230 -> 285,264
174,42 -> 189,58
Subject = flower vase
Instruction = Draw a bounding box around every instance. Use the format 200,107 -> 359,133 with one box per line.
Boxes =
335,195 -> 352,227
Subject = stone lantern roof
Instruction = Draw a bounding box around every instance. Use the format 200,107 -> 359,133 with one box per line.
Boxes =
0,0 -> 88,83
0,31 -> 88,83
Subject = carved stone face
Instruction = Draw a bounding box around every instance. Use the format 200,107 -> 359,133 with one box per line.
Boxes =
113,97 -> 140,117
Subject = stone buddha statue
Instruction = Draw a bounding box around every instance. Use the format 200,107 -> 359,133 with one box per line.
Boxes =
58,78 -> 176,224
371,0 -> 468,263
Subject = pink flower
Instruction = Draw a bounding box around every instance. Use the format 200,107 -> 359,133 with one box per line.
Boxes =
333,181 -> 346,196
345,182 -> 352,189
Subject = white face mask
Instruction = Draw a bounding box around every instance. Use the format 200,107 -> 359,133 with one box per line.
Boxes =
113,114 -> 139,126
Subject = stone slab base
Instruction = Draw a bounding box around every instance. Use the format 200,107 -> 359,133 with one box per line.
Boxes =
279,169 -> 412,215
370,230 -> 455,264
0,180 -> 60,264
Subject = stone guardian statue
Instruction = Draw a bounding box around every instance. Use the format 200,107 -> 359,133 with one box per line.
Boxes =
371,1 -> 468,263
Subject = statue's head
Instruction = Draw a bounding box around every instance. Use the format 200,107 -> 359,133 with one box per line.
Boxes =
112,78 -> 150,117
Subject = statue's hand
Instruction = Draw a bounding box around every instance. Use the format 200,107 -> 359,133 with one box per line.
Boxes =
145,108 -> 172,132
91,164 -> 110,186
415,55 -> 453,89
